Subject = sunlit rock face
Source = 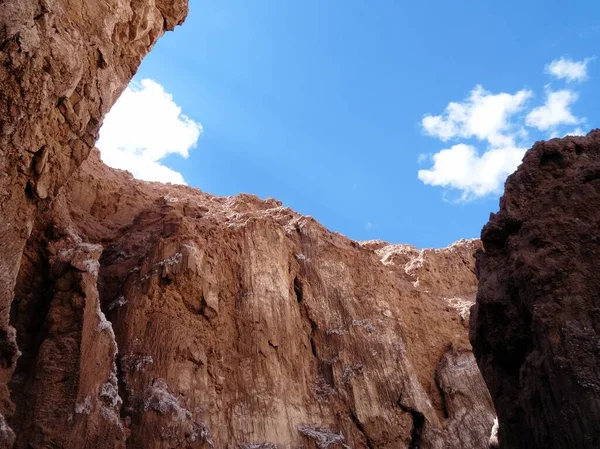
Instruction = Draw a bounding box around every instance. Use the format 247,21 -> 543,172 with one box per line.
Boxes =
0,1 -> 496,447
5,149 -> 494,448
0,0 -> 188,445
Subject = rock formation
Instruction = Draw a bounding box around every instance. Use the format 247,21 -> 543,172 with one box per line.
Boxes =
1,1 -> 496,447
6,150 -> 494,448
0,0 -> 188,441
471,130 -> 600,449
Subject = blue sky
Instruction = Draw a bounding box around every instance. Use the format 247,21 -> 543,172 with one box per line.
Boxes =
97,0 -> 599,248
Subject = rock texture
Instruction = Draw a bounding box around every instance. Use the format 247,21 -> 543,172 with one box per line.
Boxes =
0,0 -> 188,437
471,130 -> 600,449
1,1 -> 497,447
6,151 -> 495,448
0,0 -> 187,424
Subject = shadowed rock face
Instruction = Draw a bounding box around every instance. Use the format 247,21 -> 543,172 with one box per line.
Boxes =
0,0 -> 188,442
6,150 -> 495,448
1,1 -> 496,447
471,130 -> 600,449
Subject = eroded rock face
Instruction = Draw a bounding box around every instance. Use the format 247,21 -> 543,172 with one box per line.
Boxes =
471,130 -> 600,449
1,2 -> 496,447
6,150 -> 495,448
0,0 -> 188,434
12,238 -> 124,448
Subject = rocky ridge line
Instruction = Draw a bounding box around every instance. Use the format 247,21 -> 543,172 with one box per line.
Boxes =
6,149 -> 495,448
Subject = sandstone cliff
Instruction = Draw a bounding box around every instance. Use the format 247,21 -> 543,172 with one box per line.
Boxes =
0,2 -> 188,439
471,130 -> 600,449
7,150 -> 494,448
0,1 -> 497,447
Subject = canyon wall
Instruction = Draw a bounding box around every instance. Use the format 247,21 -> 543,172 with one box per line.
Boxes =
0,0 -> 188,442
471,130 -> 600,449
7,150 -> 494,448
0,1 -> 498,447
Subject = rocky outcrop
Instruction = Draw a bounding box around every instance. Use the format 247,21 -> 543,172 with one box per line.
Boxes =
0,0 -> 188,435
471,130 -> 600,449
11,238 -> 124,448
0,1 -> 497,447
5,150 -> 495,448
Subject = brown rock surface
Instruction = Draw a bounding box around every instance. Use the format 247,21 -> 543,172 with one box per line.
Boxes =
0,0 -> 188,435
5,150 -> 495,448
470,130 -> 600,449
1,1 -> 496,447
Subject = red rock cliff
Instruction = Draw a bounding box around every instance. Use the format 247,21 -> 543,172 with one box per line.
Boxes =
0,1 -> 187,442
471,130 -> 600,449
7,150 -> 494,448
0,1 -> 496,447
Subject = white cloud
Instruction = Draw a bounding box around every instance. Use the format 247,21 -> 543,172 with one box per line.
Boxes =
422,85 -> 532,147
525,89 -> 580,131
419,85 -> 531,200
418,144 -> 526,200
418,57 -> 591,201
568,127 -> 586,136
96,79 -> 202,184
545,57 -> 593,83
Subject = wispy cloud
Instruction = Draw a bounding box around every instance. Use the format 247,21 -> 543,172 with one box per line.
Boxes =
545,57 -> 594,83
422,85 -> 531,148
525,89 -> 581,131
418,144 -> 526,200
97,79 -> 202,184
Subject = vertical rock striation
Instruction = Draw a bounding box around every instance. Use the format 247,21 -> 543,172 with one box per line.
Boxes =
471,130 -> 600,449
1,2 -> 497,447
5,151 -> 495,448
0,0 -> 188,442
